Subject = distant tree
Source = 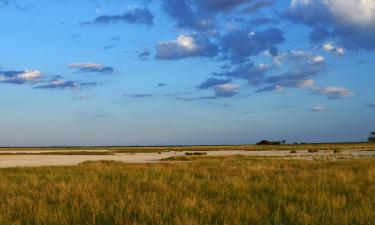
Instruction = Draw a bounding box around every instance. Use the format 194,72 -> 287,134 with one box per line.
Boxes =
369,132 -> 375,142
281,140 -> 286,144
257,140 -> 281,145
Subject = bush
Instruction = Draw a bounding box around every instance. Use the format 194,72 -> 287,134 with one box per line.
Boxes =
290,150 -> 297,154
257,140 -> 281,145
333,149 -> 341,154
308,149 -> 319,153
185,152 -> 208,156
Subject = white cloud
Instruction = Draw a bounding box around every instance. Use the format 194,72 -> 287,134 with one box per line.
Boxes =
322,43 -> 345,56
314,86 -> 354,99
298,79 -> 315,88
213,83 -> 239,97
310,106 -> 328,112
322,0 -> 375,28
0,70 -> 42,84
312,55 -> 325,63
288,0 -> 375,49
155,34 -> 218,60
273,50 -> 325,66
291,0 -> 375,27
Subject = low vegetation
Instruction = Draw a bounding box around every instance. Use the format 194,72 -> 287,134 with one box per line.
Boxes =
185,152 -> 208,156
0,151 -> 113,156
0,142 -> 374,155
0,157 -> 374,225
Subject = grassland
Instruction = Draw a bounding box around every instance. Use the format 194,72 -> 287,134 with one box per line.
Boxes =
0,155 -> 374,225
0,142 -> 374,154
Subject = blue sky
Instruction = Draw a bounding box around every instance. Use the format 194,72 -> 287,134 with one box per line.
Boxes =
0,0 -> 374,146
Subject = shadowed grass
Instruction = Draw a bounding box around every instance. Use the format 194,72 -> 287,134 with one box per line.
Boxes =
0,157 -> 374,224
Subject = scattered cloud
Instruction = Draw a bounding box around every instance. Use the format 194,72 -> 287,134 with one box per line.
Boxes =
68,63 -> 114,74
242,0 -> 275,14
158,83 -> 167,87
257,50 -> 325,92
214,63 -> 269,86
34,80 -> 79,90
160,0 -> 275,32
0,70 -> 42,84
322,43 -> 344,56
286,0 -> 375,50
220,27 -> 285,64
313,86 -> 354,99
84,7 -> 153,26
197,78 -> 239,97
197,78 -> 232,89
310,106 -> 328,112
125,94 -> 153,98
155,34 -> 218,60
214,83 -> 239,97
139,49 -> 151,60
103,44 -> 115,50
109,36 -> 121,42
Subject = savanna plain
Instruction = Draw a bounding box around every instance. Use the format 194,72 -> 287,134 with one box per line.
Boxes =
0,143 -> 374,225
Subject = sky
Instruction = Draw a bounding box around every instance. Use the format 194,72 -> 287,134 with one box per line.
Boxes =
0,0 -> 374,146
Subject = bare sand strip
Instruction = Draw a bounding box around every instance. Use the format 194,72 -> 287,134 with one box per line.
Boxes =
0,150 -> 374,168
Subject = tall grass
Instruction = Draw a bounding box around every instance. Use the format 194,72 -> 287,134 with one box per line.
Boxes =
0,157 -> 374,225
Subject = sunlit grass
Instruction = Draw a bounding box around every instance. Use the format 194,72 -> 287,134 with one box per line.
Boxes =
0,157 -> 374,224
0,142 -> 374,154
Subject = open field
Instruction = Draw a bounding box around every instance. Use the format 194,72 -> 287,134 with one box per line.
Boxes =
0,143 -> 374,168
0,157 -> 374,225
1,142 -> 375,153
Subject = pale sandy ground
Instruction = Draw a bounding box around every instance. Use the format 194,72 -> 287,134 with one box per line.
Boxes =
0,150 -> 374,168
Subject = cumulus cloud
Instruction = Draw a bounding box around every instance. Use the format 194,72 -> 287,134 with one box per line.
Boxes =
220,27 -> 285,64
197,78 -> 239,97
286,0 -> 375,50
313,86 -> 354,99
209,49 -> 327,94
322,43 -> 344,56
68,63 -> 114,74
213,83 -> 239,97
160,0 -> 214,32
160,0 -> 257,32
259,50 -> 325,92
310,106 -> 328,112
214,63 -> 269,86
0,70 -> 42,84
160,0 -> 279,32
155,34 -> 218,60
86,7 -> 153,26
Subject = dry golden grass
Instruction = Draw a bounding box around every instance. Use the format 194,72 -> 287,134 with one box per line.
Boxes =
0,142 -> 374,154
0,156 -> 374,224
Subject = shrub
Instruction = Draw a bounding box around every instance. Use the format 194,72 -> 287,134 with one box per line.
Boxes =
308,149 -> 319,153
333,149 -> 341,154
185,152 -> 207,156
290,150 -> 297,154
